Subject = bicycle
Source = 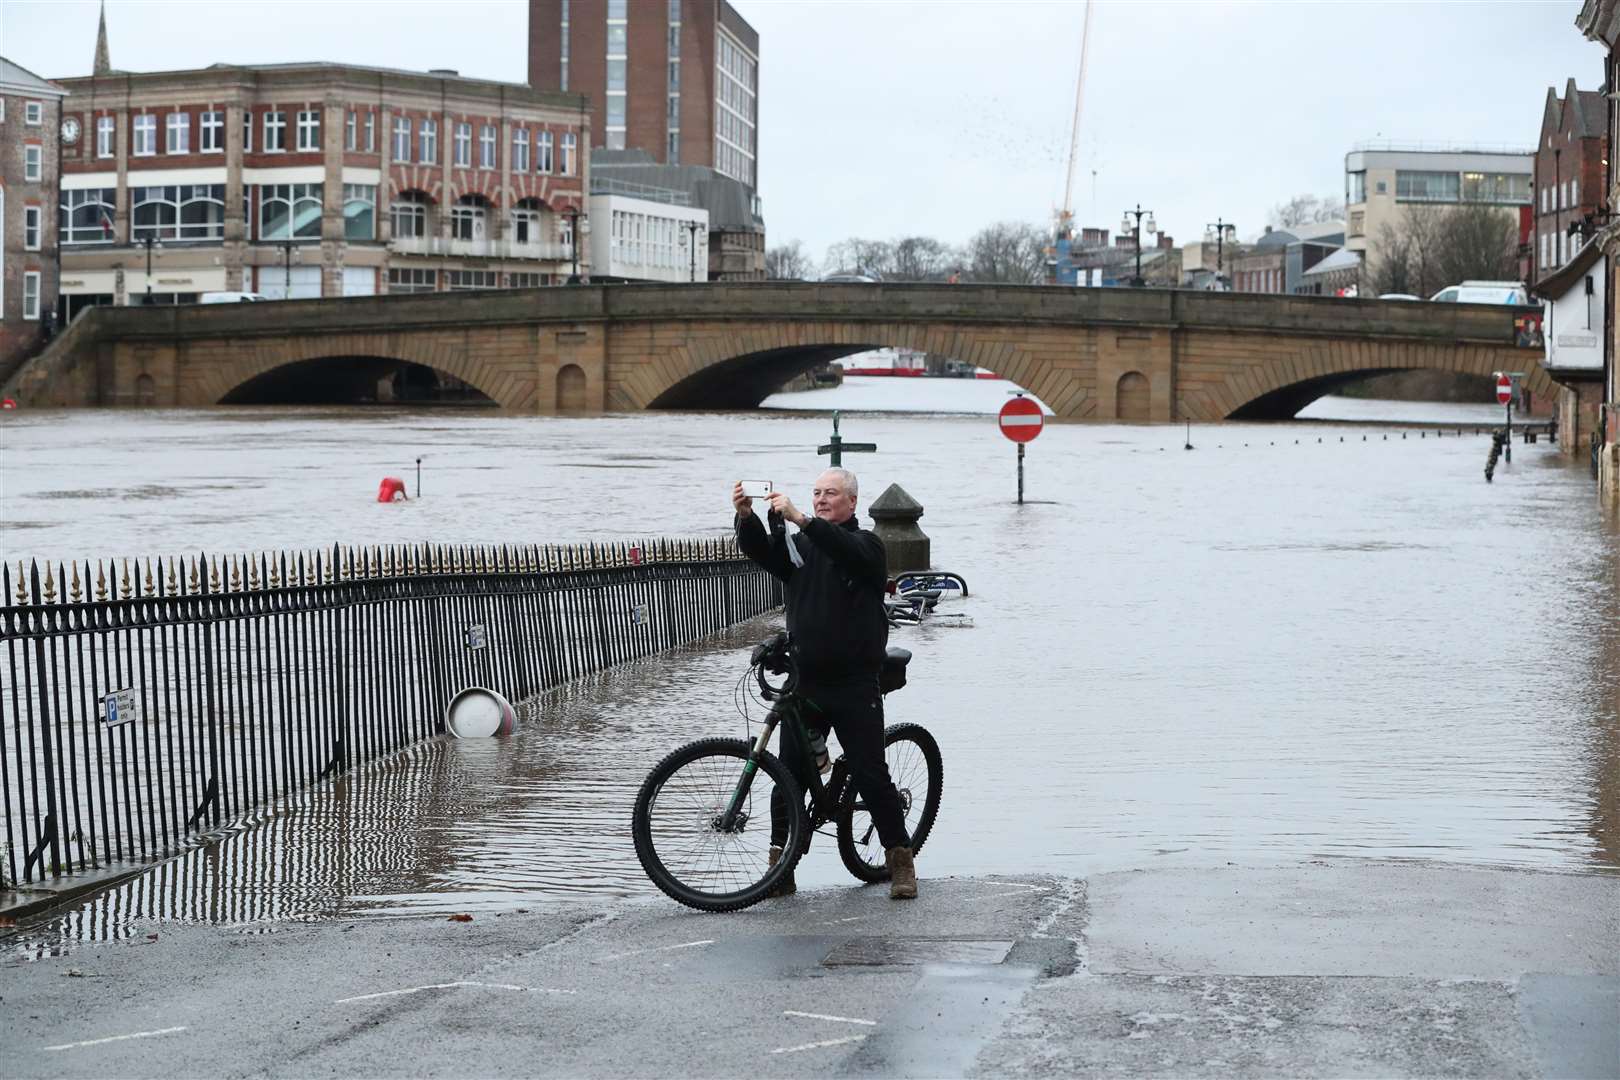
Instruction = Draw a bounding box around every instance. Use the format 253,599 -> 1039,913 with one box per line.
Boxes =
631,631 -> 943,913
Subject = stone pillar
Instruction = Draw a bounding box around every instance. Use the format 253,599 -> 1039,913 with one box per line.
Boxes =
868,484 -> 929,577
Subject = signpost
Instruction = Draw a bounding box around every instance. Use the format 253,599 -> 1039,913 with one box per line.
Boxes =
1495,372 -> 1523,464
998,395 -> 1044,503
818,411 -> 876,467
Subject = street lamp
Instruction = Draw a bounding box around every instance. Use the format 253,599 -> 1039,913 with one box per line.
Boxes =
1120,204 -> 1156,287
276,240 -> 299,299
138,234 -> 162,303
1204,218 -> 1237,275
566,205 -> 582,284
680,220 -> 704,283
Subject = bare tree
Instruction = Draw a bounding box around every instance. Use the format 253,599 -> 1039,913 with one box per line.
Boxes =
822,238 -> 894,279
1269,193 -> 1347,229
888,236 -> 956,281
1367,204 -> 1517,298
962,222 -> 1047,284
765,239 -> 815,281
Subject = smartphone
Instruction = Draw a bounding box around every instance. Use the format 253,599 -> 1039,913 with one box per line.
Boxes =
739,480 -> 773,500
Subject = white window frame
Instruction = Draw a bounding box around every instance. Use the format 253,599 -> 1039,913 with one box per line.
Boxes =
166,111 -> 190,153
392,116 -> 411,162
390,192 -> 429,238
511,205 -> 541,245
451,199 -> 487,241
200,110 -> 223,152
24,205 -> 42,250
97,114 -> 115,157
133,113 -> 157,156
538,131 -> 554,173
264,111 -> 286,152
243,109 -> 252,152
296,109 -> 321,152
25,100 -> 43,125
454,122 -> 472,167
23,272 -> 41,320
345,110 -> 357,151
419,118 -> 437,164
364,112 -> 375,152
479,124 -> 496,169
513,128 -> 530,173
24,144 -> 42,181
342,183 -> 376,240
1572,178 -> 1579,206
561,132 -> 576,176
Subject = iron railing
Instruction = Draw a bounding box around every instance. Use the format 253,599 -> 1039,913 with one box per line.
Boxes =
1,538 -> 780,889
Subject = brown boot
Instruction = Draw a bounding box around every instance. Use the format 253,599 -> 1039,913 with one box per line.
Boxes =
886,846 -> 917,899
767,845 -> 796,897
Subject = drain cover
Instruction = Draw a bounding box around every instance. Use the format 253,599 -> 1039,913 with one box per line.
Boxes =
822,938 -> 1015,967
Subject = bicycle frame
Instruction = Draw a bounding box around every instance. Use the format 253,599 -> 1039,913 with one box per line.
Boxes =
717,685 -> 850,835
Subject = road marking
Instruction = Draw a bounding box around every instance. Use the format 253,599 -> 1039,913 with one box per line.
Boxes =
784,1010 -> 876,1026
43,1026 -> 188,1052
334,981 -> 569,1003
772,1035 -> 869,1055
597,939 -> 714,962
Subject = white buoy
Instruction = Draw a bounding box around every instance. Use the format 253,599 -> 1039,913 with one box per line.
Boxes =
446,687 -> 516,738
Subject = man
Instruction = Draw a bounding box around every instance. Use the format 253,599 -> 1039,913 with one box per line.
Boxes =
732,468 -> 918,900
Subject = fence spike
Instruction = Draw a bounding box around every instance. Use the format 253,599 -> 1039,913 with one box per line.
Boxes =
374,545 -> 384,578
94,560 -> 108,601
70,560 -> 83,602
248,554 -> 262,591
120,557 -> 133,599
229,555 -> 243,592
2,563 -> 10,608
43,562 -> 58,604
145,556 -> 158,596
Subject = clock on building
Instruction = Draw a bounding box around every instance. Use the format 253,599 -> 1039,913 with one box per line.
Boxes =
61,117 -> 81,144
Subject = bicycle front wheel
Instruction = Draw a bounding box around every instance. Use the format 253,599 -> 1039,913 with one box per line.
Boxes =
632,737 -> 807,912
836,723 -> 943,883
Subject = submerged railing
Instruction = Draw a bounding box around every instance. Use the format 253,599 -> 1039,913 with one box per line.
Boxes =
1,539 -> 780,889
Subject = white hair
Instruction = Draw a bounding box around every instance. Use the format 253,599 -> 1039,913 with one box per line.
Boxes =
817,466 -> 858,499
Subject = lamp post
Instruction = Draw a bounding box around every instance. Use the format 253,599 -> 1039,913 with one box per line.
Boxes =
1204,218 -> 1236,277
1120,204 -> 1156,287
276,240 -> 299,300
680,220 -> 703,283
138,234 -> 162,303
566,205 -> 581,284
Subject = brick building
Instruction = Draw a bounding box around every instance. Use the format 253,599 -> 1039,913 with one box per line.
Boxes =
1576,0 -> 1620,505
528,0 -> 757,189
51,33 -> 591,311
1531,77 -> 1607,284
0,57 -> 67,383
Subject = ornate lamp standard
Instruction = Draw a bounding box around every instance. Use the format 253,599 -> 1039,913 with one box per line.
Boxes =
1120,205 -> 1157,287
680,220 -> 704,283
276,240 -> 299,299
1204,218 -> 1237,276
566,205 -> 582,284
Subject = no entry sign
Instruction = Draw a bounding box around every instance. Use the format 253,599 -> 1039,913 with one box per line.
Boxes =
1496,374 -> 1512,405
999,396 -> 1044,443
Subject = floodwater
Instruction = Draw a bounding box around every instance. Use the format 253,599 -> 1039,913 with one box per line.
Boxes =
2,378 -> 1617,939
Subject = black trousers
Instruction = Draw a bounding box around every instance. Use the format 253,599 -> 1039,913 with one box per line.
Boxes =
769,673 -> 910,852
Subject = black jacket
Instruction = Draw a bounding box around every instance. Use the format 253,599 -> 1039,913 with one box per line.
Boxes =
736,510 -> 889,680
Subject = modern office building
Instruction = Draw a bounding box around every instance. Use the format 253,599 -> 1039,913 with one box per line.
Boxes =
0,57 -> 67,381
1531,78 -> 1607,283
1344,143 -> 1533,280
587,181 -> 708,282
51,38 -> 591,311
528,0 -> 758,188
590,149 -> 763,279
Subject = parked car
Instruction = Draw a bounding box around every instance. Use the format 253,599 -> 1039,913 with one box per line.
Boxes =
821,273 -> 880,284
1428,281 -> 1531,305
1378,293 -> 1422,301
199,291 -> 268,304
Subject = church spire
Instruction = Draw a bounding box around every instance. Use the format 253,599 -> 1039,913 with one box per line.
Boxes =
93,0 -> 111,76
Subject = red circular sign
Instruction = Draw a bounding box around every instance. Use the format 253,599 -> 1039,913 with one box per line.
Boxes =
999,396 -> 1044,443
1496,375 -> 1512,405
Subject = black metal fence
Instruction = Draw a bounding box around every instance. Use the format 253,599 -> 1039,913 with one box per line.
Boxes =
1,538 -> 780,889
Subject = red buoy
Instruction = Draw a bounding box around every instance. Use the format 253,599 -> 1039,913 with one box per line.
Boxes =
1,398 -> 16,410
377,476 -> 407,502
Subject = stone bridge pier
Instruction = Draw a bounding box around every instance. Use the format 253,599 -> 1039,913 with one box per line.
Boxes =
2,283 -> 1554,420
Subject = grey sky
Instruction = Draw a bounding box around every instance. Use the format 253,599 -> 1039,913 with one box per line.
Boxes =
3,0 -> 1604,265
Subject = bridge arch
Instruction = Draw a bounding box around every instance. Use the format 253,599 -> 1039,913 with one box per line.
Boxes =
1116,371 -> 1150,421
557,364 -> 588,410
193,329 -> 522,408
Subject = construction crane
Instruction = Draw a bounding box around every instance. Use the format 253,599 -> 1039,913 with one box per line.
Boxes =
1047,0 -> 1094,286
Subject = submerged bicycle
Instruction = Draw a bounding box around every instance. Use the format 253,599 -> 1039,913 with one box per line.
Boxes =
631,632 -> 943,912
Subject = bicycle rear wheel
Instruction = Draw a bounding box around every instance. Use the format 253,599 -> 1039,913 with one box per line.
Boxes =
836,723 -> 943,883
632,737 -> 807,912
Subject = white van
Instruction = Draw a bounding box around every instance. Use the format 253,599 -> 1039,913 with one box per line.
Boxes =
1429,281 -> 1530,305
199,291 -> 268,304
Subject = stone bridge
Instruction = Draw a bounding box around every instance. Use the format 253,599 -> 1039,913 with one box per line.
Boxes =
2,284 -> 1552,420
